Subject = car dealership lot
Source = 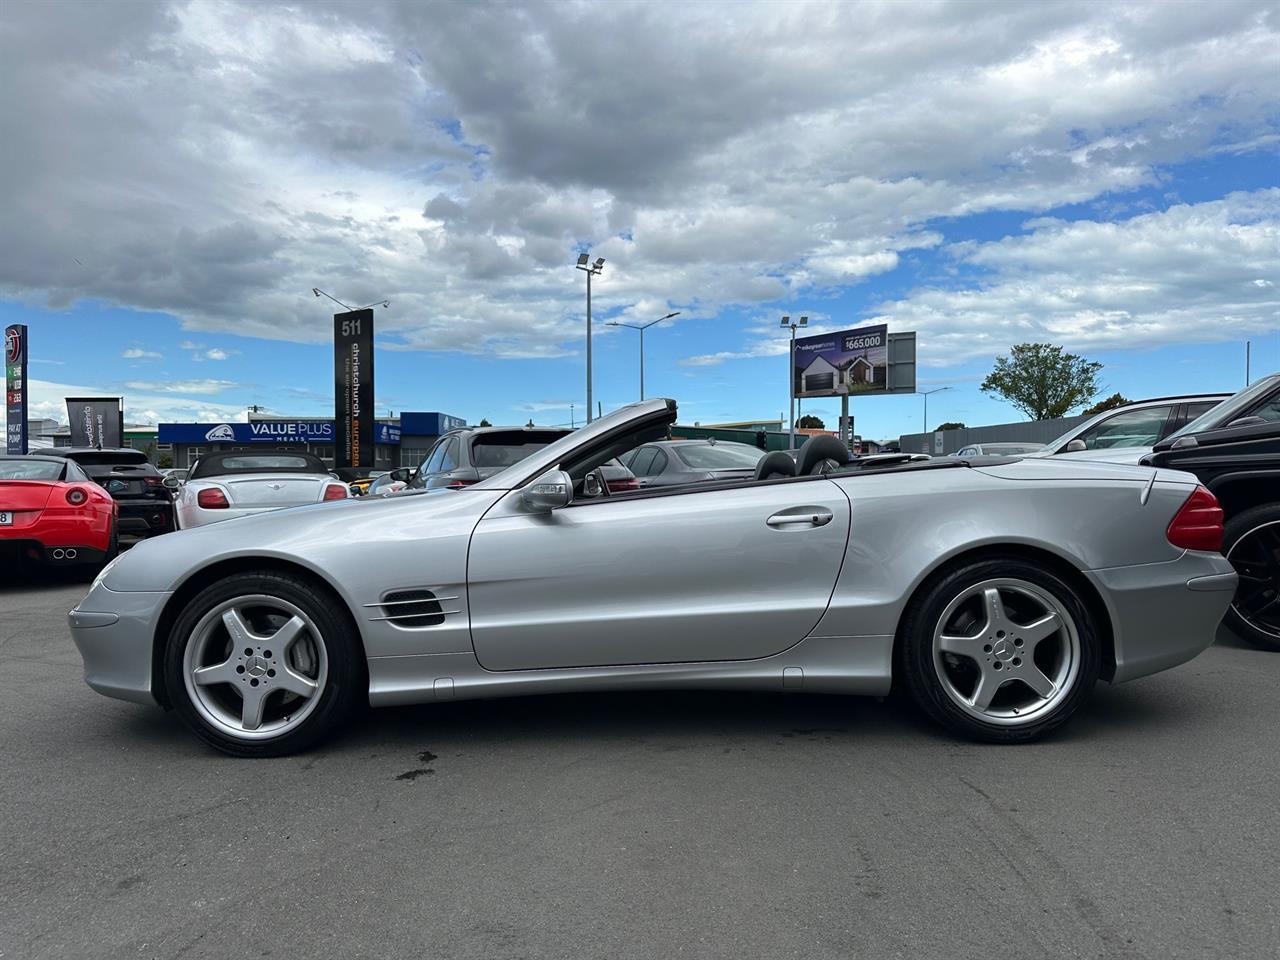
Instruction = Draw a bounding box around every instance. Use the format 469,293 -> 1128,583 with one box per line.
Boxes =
3,577 -> 1279,960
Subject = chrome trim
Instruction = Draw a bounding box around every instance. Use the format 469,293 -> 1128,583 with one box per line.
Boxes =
368,609 -> 461,622
361,596 -> 459,608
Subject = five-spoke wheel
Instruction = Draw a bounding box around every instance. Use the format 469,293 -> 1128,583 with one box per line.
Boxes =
902,558 -> 1099,742
164,571 -> 361,757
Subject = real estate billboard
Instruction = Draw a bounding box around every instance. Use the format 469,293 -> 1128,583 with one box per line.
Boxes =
793,324 -> 890,398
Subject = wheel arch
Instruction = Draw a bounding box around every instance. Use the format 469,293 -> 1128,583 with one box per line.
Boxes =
891,543 -> 1117,684
1205,470 -> 1280,520
150,556 -> 368,709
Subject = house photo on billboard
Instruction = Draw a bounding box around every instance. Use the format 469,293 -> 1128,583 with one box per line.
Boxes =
794,324 -> 889,398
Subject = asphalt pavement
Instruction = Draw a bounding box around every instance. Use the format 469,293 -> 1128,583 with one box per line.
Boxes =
2,573 -> 1278,960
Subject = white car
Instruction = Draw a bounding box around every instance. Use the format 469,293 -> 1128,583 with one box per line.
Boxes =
1025,394 -> 1228,465
173,451 -> 348,528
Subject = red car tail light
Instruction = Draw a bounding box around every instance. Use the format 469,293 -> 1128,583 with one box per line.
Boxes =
197,488 -> 229,509
144,476 -> 163,487
446,479 -> 477,489
606,478 -> 640,493
65,487 -> 88,506
1167,485 -> 1223,552
322,484 -> 348,500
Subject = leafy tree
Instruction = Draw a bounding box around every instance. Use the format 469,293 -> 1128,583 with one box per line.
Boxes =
797,414 -> 825,429
1080,393 -> 1130,417
981,343 -> 1102,420
935,421 -> 966,432
478,418 -> 492,427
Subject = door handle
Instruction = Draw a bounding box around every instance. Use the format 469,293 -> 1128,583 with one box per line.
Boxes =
766,507 -> 834,528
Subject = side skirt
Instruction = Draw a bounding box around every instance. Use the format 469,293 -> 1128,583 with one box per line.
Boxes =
366,634 -> 894,708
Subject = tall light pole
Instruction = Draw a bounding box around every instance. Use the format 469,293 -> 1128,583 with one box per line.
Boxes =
608,311 -> 679,400
781,315 -> 809,449
920,386 -> 952,436
575,254 -> 606,423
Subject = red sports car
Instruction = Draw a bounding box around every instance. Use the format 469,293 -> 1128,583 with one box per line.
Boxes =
0,454 -> 118,574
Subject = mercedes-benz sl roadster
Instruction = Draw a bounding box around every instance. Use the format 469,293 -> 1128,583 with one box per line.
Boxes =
69,399 -> 1237,757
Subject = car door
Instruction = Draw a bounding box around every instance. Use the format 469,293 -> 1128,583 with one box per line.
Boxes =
466,478 -> 852,670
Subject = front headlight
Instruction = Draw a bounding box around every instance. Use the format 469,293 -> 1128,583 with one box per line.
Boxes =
90,554 -> 124,593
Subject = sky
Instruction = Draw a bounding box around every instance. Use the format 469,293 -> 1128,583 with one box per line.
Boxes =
1,0 -> 1277,441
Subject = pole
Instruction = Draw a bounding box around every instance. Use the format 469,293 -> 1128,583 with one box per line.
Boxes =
639,326 -> 645,401
788,327 -> 796,450
923,391 -> 928,434
1246,340 -> 1251,386
840,395 -> 849,447
586,269 -> 593,423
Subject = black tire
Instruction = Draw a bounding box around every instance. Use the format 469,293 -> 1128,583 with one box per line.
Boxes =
162,571 -> 364,757
1221,504 -> 1280,652
900,557 -> 1101,743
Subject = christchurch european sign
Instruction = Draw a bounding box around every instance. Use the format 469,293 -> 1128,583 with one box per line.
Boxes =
158,421 -> 399,445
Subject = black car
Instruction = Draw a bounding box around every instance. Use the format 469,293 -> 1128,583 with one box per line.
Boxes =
1144,372 -> 1280,649
409,427 -> 574,490
42,448 -> 174,538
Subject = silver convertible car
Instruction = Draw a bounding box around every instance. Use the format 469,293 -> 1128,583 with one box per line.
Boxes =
70,399 -> 1237,757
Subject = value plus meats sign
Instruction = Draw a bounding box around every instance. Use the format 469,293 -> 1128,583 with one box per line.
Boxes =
5,323 -> 28,455
333,309 -> 375,469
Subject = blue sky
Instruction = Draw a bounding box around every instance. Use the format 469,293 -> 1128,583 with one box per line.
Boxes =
2,1 -> 1277,442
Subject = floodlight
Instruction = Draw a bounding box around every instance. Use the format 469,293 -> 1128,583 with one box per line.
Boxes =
799,316 -> 809,326
312,288 -> 321,297
594,257 -> 605,269
577,253 -> 589,266
780,316 -> 790,326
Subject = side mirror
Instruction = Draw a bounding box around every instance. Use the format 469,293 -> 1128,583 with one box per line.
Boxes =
521,469 -> 573,512
162,475 -> 181,490
1064,439 -> 1087,453
1228,416 -> 1267,428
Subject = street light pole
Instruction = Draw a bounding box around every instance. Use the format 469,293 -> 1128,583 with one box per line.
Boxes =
920,386 -> 952,436
608,312 -> 679,401
780,315 -> 809,448
575,254 -> 606,423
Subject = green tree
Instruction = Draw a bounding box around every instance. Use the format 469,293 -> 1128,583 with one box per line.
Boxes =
981,343 -> 1102,420
935,421 -> 966,432
1080,393 -> 1131,417
479,418 -> 492,427
797,414 -> 825,429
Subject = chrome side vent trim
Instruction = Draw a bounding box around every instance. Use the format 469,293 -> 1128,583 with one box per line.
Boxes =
366,589 -> 454,628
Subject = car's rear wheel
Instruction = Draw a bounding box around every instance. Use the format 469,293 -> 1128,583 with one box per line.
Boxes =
901,558 -> 1100,743
162,572 -> 363,757
1222,504 -> 1280,652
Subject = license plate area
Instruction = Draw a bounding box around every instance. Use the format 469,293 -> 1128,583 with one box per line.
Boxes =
0,511 -> 12,525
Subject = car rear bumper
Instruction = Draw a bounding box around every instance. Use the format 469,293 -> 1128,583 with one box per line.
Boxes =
0,538 -> 108,566
116,501 -> 172,536
1086,551 -> 1238,684
68,584 -> 170,706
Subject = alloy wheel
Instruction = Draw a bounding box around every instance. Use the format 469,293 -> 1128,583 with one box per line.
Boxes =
181,594 -> 328,740
1226,520 -> 1280,641
931,577 -> 1081,726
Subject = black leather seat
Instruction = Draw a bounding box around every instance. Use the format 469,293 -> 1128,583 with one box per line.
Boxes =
754,450 -> 797,481
796,434 -> 850,476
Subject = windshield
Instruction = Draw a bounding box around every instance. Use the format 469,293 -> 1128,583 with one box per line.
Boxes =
673,442 -> 765,469
1164,379 -> 1277,443
471,431 -> 569,468
0,460 -> 64,480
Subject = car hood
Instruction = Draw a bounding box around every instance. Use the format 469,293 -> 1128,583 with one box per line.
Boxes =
100,486 -> 504,593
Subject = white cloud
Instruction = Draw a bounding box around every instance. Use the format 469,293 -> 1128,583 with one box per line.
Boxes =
123,379 -> 239,395
121,348 -> 162,359
27,378 -> 252,425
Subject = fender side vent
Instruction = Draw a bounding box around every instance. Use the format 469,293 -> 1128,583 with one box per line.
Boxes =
367,589 -> 456,628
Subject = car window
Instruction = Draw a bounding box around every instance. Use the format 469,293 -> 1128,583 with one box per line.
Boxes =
629,447 -> 658,476
1243,395 -> 1280,423
439,437 -> 460,472
1182,401 -> 1219,423
421,439 -> 448,475
957,446 -> 975,457
649,450 -> 668,475
673,443 -> 765,470
470,431 -> 567,468
1076,406 -> 1173,449
0,459 -> 65,480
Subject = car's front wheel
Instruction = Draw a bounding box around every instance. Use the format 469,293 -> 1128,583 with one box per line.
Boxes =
901,558 -> 1100,743
162,571 -> 364,757
1221,504 -> 1280,652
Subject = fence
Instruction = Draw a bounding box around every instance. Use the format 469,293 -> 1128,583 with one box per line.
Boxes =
899,414 -> 1090,456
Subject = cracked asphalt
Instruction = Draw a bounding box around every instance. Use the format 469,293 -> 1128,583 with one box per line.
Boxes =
2,573 -> 1279,959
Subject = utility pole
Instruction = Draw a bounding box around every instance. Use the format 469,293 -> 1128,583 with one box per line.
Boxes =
608,312 -> 679,400
575,254 -> 605,422
781,315 -> 809,448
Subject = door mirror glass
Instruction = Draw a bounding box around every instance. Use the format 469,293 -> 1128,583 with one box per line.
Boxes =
162,475 -> 181,490
1064,439 -> 1087,453
521,469 -> 573,512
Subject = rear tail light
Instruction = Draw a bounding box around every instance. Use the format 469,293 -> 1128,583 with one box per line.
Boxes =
446,479 -> 478,489
65,487 -> 88,506
607,478 -> 640,493
144,476 -> 163,487
197,488 -> 229,509
1167,485 -> 1223,552
322,484 -> 348,500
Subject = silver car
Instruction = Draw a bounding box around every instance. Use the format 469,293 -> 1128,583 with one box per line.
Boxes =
173,451 -> 349,529
70,398 -> 1237,757
1025,394 -> 1229,464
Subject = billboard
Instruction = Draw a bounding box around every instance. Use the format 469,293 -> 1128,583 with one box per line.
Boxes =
334,309 -> 375,469
158,420 -> 400,445
66,397 -> 123,449
5,323 -> 27,454
792,325 -> 916,398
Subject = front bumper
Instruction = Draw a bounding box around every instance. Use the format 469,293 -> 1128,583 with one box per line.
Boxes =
68,584 -> 172,706
1086,551 -> 1238,684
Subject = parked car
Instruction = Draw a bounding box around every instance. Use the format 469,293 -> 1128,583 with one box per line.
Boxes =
162,468 -> 189,485
622,439 -> 765,488
0,454 -> 118,575
1142,373 -> 1280,650
172,451 -> 349,528
347,472 -> 388,497
43,448 -> 173,538
408,426 -> 572,490
70,398 -> 1235,757
1025,394 -> 1229,464
951,442 -> 1045,457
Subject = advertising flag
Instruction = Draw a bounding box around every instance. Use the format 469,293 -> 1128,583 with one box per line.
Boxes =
66,397 -> 123,448
5,324 -> 28,454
